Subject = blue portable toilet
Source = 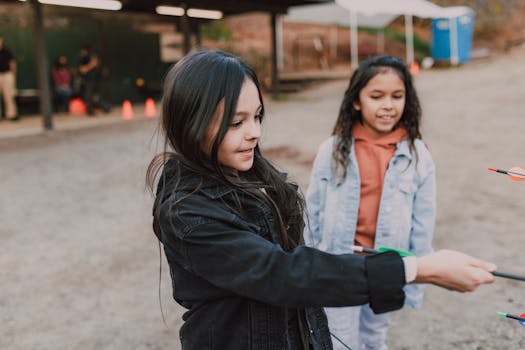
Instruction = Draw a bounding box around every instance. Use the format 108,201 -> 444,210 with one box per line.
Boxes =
431,6 -> 475,64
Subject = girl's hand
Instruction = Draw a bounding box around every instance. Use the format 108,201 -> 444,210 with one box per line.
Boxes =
414,250 -> 496,292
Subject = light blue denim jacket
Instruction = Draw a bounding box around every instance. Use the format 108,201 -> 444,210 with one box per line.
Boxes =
304,136 -> 436,308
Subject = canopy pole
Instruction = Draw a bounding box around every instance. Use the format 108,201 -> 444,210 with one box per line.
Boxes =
330,25 -> 338,59
270,12 -> 280,98
276,14 -> 284,70
449,17 -> 459,65
404,14 -> 414,64
350,10 -> 358,69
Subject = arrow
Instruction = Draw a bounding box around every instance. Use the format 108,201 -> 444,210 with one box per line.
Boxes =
497,312 -> 525,325
488,167 -> 525,182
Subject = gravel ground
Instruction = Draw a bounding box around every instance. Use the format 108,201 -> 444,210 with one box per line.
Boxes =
2,45 -> 525,349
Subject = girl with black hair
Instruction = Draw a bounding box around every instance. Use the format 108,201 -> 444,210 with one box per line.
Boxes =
147,50 -> 495,350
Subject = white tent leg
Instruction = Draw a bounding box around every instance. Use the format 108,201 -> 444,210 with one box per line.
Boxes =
405,14 -> 414,64
449,17 -> 459,65
350,10 -> 358,69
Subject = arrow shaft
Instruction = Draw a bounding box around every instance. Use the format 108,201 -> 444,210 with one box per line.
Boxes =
503,313 -> 525,322
492,271 -> 525,282
490,168 -> 525,178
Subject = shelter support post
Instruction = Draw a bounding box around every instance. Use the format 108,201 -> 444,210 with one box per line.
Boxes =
29,0 -> 53,130
276,14 -> 284,70
181,4 -> 191,54
270,12 -> 280,98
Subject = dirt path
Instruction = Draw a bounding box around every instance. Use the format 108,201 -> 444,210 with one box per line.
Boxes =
2,45 -> 525,349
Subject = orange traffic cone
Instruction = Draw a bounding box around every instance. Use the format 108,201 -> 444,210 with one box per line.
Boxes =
122,100 -> 134,120
144,98 -> 156,118
69,98 -> 87,115
409,61 -> 420,75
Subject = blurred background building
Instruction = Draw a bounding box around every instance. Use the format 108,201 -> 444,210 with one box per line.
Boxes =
0,0 -> 524,124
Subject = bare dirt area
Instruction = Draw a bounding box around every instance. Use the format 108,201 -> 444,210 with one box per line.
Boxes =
2,45 -> 525,350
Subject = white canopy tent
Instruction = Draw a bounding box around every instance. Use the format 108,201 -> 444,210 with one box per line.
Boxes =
285,3 -> 396,66
336,0 -> 442,67
286,2 -> 397,27
285,0 -> 474,68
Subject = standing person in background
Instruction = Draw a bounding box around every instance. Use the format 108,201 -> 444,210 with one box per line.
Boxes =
51,55 -> 72,113
147,49 -> 495,350
78,44 -> 110,116
0,34 -> 18,121
304,55 -> 435,350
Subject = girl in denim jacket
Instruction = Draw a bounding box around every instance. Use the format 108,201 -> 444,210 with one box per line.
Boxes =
305,55 -> 435,350
147,50 -> 495,350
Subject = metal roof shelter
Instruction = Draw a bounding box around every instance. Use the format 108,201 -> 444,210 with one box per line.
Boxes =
7,0 -> 331,130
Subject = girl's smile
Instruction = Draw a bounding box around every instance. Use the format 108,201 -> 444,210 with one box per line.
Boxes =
377,114 -> 395,121
237,147 -> 255,161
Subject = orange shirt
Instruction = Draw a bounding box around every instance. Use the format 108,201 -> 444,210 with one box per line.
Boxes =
352,123 -> 408,248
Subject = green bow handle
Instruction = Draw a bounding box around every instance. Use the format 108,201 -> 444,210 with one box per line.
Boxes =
376,247 -> 415,257
350,245 -> 414,257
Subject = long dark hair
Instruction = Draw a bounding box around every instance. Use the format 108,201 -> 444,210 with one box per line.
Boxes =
332,55 -> 422,181
146,50 -> 304,251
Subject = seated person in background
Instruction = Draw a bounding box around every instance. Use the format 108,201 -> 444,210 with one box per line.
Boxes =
51,55 -> 72,113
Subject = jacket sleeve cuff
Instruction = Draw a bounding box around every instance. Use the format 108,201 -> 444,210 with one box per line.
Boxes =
365,251 -> 406,314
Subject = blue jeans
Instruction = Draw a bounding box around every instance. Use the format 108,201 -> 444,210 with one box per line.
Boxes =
326,304 -> 390,350
54,85 -> 72,112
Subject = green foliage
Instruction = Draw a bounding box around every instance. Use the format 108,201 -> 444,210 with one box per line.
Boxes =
201,20 -> 233,41
388,29 -> 430,54
359,27 -> 430,55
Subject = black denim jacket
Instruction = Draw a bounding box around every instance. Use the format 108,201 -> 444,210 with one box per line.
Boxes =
154,160 -> 406,349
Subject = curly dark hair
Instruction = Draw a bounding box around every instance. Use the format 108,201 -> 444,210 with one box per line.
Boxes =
332,55 -> 422,182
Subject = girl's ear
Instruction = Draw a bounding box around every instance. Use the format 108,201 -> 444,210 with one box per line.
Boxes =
352,101 -> 361,111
